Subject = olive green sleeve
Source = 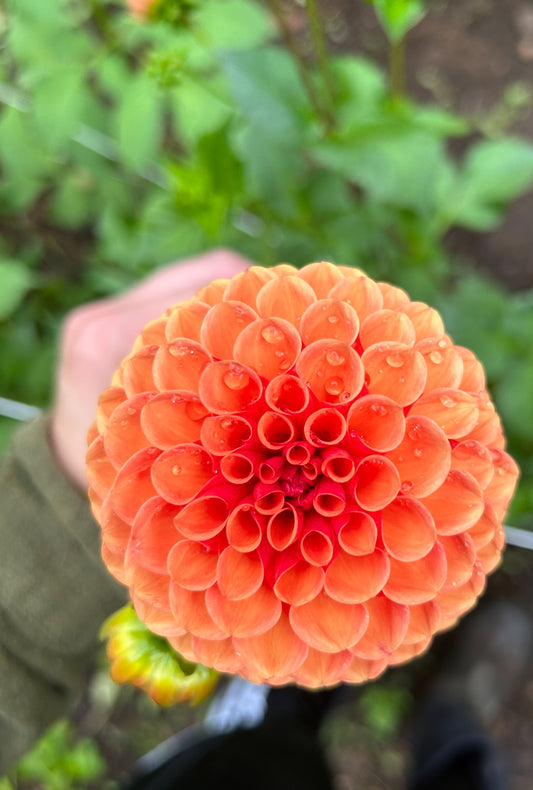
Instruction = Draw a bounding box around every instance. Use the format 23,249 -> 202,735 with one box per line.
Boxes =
0,417 -> 126,773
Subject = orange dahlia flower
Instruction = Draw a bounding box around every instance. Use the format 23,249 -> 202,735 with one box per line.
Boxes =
127,0 -> 157,18
87,262 -> 518,689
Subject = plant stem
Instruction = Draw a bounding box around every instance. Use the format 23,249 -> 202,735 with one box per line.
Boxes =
389,36 -> 406,97
304,0 -> 336,111
265,0 -> 333,130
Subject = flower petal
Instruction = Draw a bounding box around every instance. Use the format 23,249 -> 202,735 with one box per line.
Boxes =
290,592 -> 369,653
324,549 -> 390,604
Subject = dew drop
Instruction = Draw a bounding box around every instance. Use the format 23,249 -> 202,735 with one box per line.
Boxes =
401,480 -> 413,493
371,403 -> 388,416
171,465 -> 182,476
126,407 -> 136,416
325,377 -> 344,396
408,426 -> 421,441
386,353 -> 404,368
171,394 -> 183,404
223,370 -> 250,390
261,325 -> 284,344
439,393 -> 456,408
274,350 -> 284,358
437,338 -> 448,348
220,418 -> 234,430
327,314 -> 339,324
429,350 -> 443,364
326,350 -> 345,366
413,447 -> 423,458
279,359 -> 291,371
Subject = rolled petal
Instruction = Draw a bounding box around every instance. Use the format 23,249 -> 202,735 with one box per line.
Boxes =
483,449 -> 520,520
451,440 -> 495,489
191,636 -> 242,675
226,501 -> 264,552
216,547 -> 264,600
353,455 -> 401,511
439,533 -> 477,591
258,411 -> 296,449
383,542 -> 447,605
289,591 -> 369,653
274,560 -> 324,606
127,497 -> 181,573
337,511 -> 377,556
342,655 -> 387,684
296,340 -> 364,404
321,448 -> 356,483
267,503 -> 302,551
106,447 -> 161,525
96,386 -> 126,434
403,601 -> 440,645
457,346 -> 486,392
205,584 -> 282,638
347,394 -> 405,453
165,301 -> 210,342
350,597 -> 409,660
167,540 -> 218,591
200,300 -> 259,360
378,282 -> 410,309
381,497 -> 436,561
141,391 -> 208,449
283,442 -> 312,466
297,261 -> 345,297
295,648 -> 354,688
324,549 -> 390,604
173,495 -> 230,541
103,393 -> 154,469
254,482 -> 285,516
313,478 -> 346,517
200,414 -> 254,456
257,454 -> 285,483
256,275 -> 316,327
197,278 -> 234,306
421,470 -> 485,535
359,309 -> 416,349
300,515 -> 334,567
410,388 -> 479,439
233,613 -> 308,683
416,335 -> 464,392
328,275 -> 383,321
265,374 -> 310,415
223,266 -> 277,309
387,415 -> 451,498
299,299 -> 359,345
153,339 -> 212,392
233,317 -> 302,380
198,360 -> 262,413
169,584 -> 228,640
151,444 -> 214,505
122,346 -> 158,397
467,500 -> 499,550
220,451 -> 257,484
101,501 -> 131,556
304,408 -> 347,447
362,342 -> 427,406
87,436 -> 119,499
399,301 -> 445,340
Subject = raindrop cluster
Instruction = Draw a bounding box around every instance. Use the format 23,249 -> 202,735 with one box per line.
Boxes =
87,262 -> 518,687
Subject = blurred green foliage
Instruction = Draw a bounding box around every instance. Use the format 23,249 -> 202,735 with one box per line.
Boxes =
1,0 -> 532,525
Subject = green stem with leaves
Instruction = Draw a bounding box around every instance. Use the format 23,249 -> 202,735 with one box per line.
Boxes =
389,36 -> 406,97
304,0 -> 336,114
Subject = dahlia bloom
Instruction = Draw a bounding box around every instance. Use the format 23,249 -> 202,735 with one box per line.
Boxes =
87,261 -> 518,689
127,0 -> 156,18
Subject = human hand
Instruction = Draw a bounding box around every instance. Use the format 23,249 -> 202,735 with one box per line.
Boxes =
51,249 -> 252,489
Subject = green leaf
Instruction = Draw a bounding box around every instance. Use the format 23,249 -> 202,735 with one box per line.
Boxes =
116,76 -> 163,171
171,74 -> 232,148
0,260 -> 34,320
370,0 -> 426,42
195,0 -> 274,50
221,48 -> 312,144
312,131 -> 452,215
447,139 -> 533,230
33,68 -> 86,148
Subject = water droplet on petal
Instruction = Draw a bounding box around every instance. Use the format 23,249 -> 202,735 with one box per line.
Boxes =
220,418 -> 233,430
172,465 -> 182,476
261,325 -> 284,344
126,407 -> 136,416
437,339 -> 448,348
386,353 -> 404,368
401,480 -> 413,492
413,447 -> 423,458
223,370 -> 250,390
327,315 -> 339,324
439,393 -> 456,408
429,351 -> 443,364
326,350 -> 345,366
325,377 -> 344,396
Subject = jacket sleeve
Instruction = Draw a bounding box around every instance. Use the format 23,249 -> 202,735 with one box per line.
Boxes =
0,416 -> 126,772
